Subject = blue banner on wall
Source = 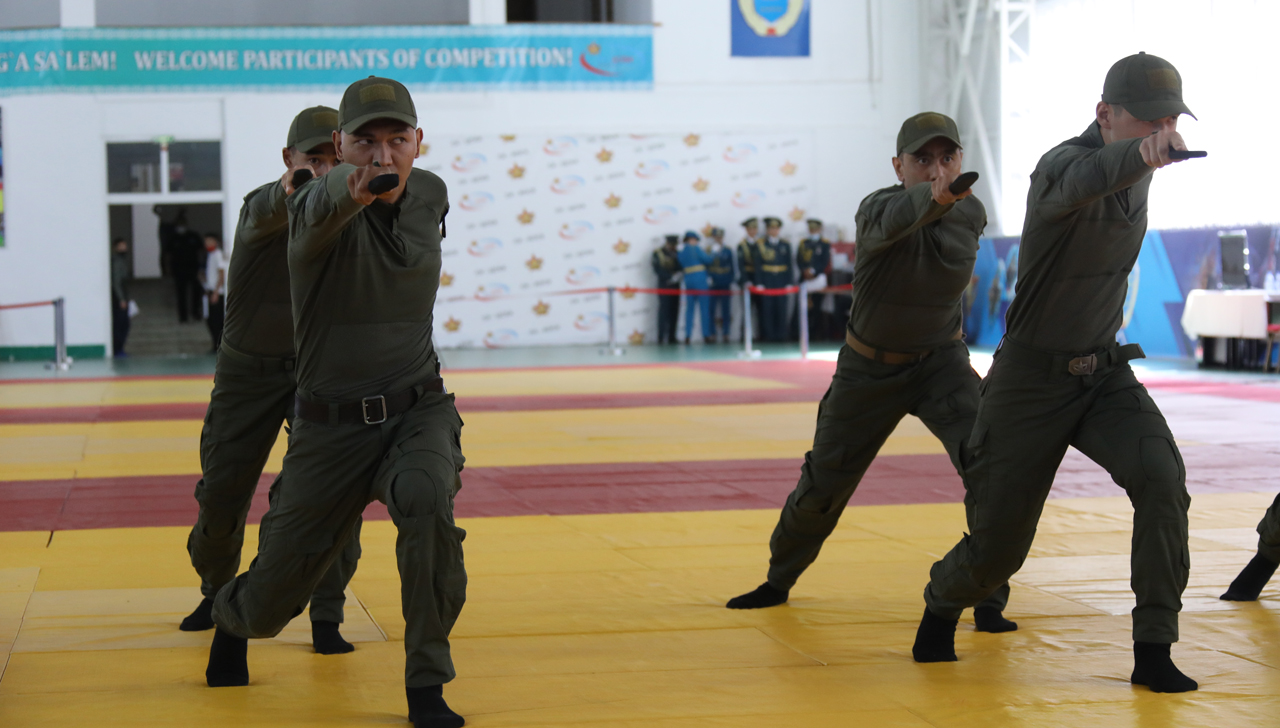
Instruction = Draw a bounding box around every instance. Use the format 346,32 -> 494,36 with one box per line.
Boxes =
0,24 -> 653,94
961,225 -> 1280,359
731,0 -> 810,57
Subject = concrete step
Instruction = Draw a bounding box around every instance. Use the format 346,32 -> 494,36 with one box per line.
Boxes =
122,278 -> 216,357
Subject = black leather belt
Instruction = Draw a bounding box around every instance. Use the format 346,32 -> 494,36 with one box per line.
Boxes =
218,341 -> 295,374
998,337 -> 1145,376
294,378 -> 444,426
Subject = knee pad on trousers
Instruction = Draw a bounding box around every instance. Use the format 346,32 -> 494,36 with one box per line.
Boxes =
388,468 -> 448,521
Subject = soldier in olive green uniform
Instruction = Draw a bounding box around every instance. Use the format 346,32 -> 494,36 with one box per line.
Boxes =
1221,499 -> 1280,601
208,78 -> 467,728
752,217 -> 794,342
727,113 -> 1012,631
914,53 -> 1200,693
183,106 -> 362,656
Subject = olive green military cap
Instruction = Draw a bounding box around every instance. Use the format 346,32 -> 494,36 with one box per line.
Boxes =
897,112 -> 963,156
763,216 -> 783,227
741,217 -> 759,227
338,76 -> 418,134
287,106 -> 340,153
1102,52 -> 1195,121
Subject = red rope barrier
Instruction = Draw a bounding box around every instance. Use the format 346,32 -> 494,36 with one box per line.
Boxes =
0,300 -> 56,311
449,283 -> 849,303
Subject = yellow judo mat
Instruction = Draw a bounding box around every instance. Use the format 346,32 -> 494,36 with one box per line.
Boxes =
2,493 -> 1280,726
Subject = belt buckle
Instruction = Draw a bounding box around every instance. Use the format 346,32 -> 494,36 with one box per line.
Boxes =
361,395 -> 388,425
1068,354 -> 1097,376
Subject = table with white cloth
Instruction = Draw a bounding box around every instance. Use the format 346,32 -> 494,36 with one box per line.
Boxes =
1181,289 -> 1280,369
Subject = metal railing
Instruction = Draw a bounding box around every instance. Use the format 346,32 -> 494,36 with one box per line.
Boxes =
0,297 -> 72,370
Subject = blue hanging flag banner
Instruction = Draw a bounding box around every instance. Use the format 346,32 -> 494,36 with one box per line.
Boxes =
0,24 -> 653,94
731,0 -> 810,57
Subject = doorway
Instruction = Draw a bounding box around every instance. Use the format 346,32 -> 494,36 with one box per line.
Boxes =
105,136 -> 225,357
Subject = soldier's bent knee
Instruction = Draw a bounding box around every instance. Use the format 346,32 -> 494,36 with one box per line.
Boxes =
1139,436 -> 1183,483
388,468 -> 448,520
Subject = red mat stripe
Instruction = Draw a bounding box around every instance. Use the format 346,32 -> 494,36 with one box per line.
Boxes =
0,454 -> 970,532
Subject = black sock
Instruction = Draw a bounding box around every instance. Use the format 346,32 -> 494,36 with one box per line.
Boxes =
407,684 -> 465,728
912,607 -> 958,663
1220,553 -> 1279,601
973,606 -> 1018,633
180,597 -> 215,632
725,582 -> 789,609
312,620 -> 355,655
205,627 -> 249,687
1131,641 -> 1198,693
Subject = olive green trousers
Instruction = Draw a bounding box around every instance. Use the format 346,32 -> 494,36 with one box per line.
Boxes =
767,341 -> 1010,612
923,341 -> 1190,643
213,390 -> 466,687
1252,493 -> 1280,564
188,349 -> 359,623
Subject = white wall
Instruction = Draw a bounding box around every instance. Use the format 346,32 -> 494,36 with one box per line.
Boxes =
0,0 -> 923,352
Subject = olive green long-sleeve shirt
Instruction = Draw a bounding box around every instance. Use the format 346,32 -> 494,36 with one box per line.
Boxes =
222,180 -> 295,359
847,182 -> 986,352
1004,122 -> 1153,353
287,165 -> 448,403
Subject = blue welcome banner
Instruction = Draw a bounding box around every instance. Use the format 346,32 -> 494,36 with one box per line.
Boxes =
0,24 -> 652,94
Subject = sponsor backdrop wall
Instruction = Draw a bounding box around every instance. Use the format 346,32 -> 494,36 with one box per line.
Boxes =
422,131 -> 813,348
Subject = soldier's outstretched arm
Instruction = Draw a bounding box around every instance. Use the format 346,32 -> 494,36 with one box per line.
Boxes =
235,181 -> 289,251
855,183 -> 953,257
287,163 -> 368,262
1033,138 -> 1152,222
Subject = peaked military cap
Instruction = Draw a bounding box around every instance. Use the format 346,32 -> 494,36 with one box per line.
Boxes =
763,216 -> 783,227
741,217 -> 759,227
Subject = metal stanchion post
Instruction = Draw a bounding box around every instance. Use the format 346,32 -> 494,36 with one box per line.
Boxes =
602,286 -> 623,356
798,284 -> 809,360
738,286 -> 761,359
47,297 -> 71,371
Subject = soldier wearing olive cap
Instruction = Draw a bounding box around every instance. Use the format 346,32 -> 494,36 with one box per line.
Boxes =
914,53 -> 1200,694
737,217 -> 762,341
752,217 -> 794,342
182,106 -> 362,658
729,112 -> 1015,634
207,77 -> 468,728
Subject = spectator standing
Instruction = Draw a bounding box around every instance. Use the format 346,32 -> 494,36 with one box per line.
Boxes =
706,227 -> 735,343
651,235 -> 682,344
752,216 -> 794,342
678,230 -> 713,344
170,212 -> 205,323
110,237 -> 132,357
202,234 -> 227,351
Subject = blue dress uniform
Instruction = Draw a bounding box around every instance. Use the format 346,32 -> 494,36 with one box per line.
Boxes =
652,236 -> 682,344
797,219 -> 834,339
707,230 -> 736,342
678,231 -> 714,343
752,217 -> 795,342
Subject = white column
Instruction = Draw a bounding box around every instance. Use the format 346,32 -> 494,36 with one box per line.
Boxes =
59,0 -> 95,27
468,0 -> 507,24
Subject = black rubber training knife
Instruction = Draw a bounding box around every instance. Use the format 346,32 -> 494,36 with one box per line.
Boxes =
289,168 -> 314,189
949,171 -> 980,196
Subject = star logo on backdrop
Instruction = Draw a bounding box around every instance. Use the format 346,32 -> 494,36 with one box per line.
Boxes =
508,163 -> 526,179
419,143 -> 430,156
780,160 -> 798,176
613,239 -> 631,254
619,286 -> 637,300
788,206 -> 806,222
596,147 -> 614,163
692,177 -> 710,192
517,209 -> 535,225
525,254 -> 543,270
628,330 -> 645,345
605,193 -> 622,208
701,223 -> 715,237
533,300 -> 550,315
439,272 -> 454,287
683,134 -> 701,147
500,134 -> 516,142
588,42 -> 602,54
443,317 -> 461,332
